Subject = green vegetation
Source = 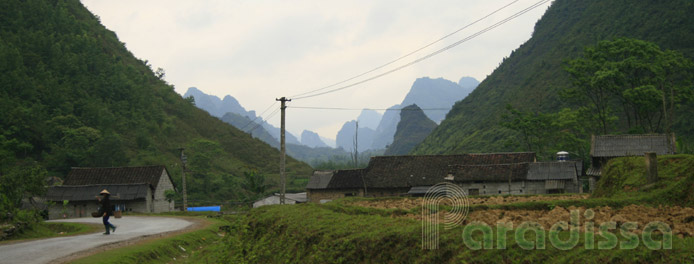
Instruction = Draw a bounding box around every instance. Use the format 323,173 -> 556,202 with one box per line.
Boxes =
415,0 -> 694,156
173,155 -> 694,263
384,104 -> 438,155
593,154 -> 694,206
204,204 -> 693,263
0,0 -> 312,215
71,217 -> 226,264
1,221 -> 100,243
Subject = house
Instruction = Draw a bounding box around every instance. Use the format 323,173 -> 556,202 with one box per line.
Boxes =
587,134 -> 675,191
306,152 -> 581,202
46,166 -> 176,219
253,192 -> 308,208
306,170 -> 366,203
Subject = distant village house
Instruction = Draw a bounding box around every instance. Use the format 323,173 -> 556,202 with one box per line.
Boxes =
306,152 -> 582,203
586,134 -> 676,191
46,166 -> 176,219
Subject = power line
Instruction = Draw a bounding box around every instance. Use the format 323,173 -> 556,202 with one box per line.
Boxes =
246,107 -> 280,133
289,0 -> 520,99
289,106 -> 450,111
292,0 -> 550,100
240,101 -> 278,131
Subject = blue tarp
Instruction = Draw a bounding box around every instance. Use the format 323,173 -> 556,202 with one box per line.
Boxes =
187,206 -> 221,212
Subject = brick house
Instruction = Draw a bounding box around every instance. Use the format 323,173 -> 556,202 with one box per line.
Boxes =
46,166 -> 176,219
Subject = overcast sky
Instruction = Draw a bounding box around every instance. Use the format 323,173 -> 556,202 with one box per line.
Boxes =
82,0 -> 552,139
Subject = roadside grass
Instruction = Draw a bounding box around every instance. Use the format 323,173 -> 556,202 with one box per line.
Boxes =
0,221 -> 101,244
71,216 -> 227,264
213,203 -> 694,263
200,155 -> 694,263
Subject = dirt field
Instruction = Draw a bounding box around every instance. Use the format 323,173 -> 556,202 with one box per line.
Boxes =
351,194 -> 590,210
351,196 -> 694,237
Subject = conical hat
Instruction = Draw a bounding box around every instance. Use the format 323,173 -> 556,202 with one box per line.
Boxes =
100,189 -> 110,195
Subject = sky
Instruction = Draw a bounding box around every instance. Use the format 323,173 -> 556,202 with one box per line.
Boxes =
81,0 -> 553,140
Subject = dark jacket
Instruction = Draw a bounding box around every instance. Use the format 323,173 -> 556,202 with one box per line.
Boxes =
101,195 -> 113,216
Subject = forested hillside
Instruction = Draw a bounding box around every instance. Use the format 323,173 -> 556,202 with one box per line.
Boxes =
414,0 -> 694,157
0,0 -> 312,207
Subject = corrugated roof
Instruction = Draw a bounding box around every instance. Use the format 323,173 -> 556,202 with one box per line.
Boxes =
586,167 -> 601,176
64,166 -> 171,189
364,153 -> 536,188
306,169 -> 365,190
306,171 -> 334,189
527,162 -> 578,181
327,169 -> 366,189
590,134 -> 672,157
46,184 -> 150,201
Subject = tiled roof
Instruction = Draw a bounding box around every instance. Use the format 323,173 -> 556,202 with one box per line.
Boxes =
363,153 -> 536,188
449,163 -> 529,182
46,184 -> 150,202
63,166 -> 170,189
591,134 -> 673,157
527,162 -> 578,181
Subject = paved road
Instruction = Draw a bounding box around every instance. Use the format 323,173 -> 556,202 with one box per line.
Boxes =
0,216 -> 192,264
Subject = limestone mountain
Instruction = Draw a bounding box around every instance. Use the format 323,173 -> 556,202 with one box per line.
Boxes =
183,87 -> 302,145
336,120 -> 376,152
301,130 -> 328,148
384,104 -> 438,155
183,87 -> 251,119
370,76 -> 478,150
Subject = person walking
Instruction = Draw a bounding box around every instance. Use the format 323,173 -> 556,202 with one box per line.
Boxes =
99,189 -> 117,235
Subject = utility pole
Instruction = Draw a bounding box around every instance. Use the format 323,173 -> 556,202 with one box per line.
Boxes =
178,148 -> 188,212
354,121 -> 359,167
276,97 -> 291,204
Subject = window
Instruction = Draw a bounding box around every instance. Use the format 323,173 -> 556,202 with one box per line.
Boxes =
468,189 -> 479,196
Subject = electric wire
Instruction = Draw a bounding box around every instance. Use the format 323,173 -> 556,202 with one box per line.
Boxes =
289,0 -> 521,99
289,106 -> 450,111
292,0 -> 550,100
246,107 -> 280,133
240,101 -> 278,131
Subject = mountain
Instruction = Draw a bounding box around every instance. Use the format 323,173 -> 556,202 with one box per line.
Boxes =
414,0 -> 694,155
384,105 -> 438,155
301,130 -> 328,148
183,87 -> 302,145
183,87 -> 251,119
370,104 -> 402,150
402,77 -> 477,123
369,76 -> 478,149
220,112 -> 279,148
0,0 -> 312,201
356,109 -> 382,130
335,121 -> 376,152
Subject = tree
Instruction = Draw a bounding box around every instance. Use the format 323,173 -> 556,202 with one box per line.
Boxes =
564,38 -> 694,134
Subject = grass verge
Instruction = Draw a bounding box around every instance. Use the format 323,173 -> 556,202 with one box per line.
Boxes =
0,221 -> 101,244
70,216 -> 227,264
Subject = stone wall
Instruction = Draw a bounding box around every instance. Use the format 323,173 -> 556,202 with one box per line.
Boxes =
152,170 -> 175,213
307,188 -> 364,203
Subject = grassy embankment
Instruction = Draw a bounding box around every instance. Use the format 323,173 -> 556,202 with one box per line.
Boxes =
71,214 -> 227,264
0,221 -> 101,244
195,155 -> 694,263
